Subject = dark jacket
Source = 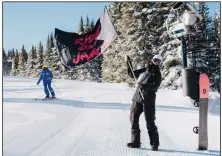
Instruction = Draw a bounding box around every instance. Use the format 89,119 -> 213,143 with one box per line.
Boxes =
128,62 -> 162,103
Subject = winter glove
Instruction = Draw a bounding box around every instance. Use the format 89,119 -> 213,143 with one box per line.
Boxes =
136,83 -> 143,88
37,82 -> 39,85
138,83 -> 143,88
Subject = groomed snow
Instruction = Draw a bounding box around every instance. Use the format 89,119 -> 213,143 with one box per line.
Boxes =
3,76 -> 220,156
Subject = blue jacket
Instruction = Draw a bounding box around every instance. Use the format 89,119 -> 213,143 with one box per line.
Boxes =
37,69 -> 53,84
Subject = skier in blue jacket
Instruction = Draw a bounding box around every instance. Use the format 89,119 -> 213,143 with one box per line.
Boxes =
37,64 -> 56,99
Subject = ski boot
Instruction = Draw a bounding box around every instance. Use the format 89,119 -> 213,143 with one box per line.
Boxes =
151,145 -> 159,151
127,130 -> 141,148
127,142 -> 141,148
51,96 -> 56,99
45,95 -> 50,99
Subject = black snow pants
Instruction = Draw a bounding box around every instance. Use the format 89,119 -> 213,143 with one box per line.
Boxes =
129,94 -> 159,146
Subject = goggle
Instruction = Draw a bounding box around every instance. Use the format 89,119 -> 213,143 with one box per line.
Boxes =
153,58 -> 161,63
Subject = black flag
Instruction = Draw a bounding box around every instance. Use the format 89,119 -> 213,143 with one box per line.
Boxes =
55,7 -> 117,70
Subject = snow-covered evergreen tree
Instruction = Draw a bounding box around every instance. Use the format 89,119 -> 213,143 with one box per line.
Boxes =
3,48 -> 7,75
35,42 -> 44,76
19,45 -> 28,63
7,48 -> 15,60
44,35 -> 54,67
34,46 -> 37,59
18,45 -> 28,76
214,10 -> 220,40
102,2 -> 181,89
211,10 -> 220,92
195,2 -> 213,39
102,2 -> 150,85
50,34 -> 64,79
3,48 -> 6,60
26,46 -> 36,77
90,19 -> 95,30
189,3 -> 220,91
11,50 -> 19,76
146,2 -> 182,89
85,15 -> 90,32
79,16 -> 84,35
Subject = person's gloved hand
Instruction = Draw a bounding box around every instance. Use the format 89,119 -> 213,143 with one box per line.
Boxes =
37,82 -> 39,85
136,83 -> 143,88
138,83 -> 143,88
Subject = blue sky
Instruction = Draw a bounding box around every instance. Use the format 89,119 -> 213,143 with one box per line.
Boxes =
3,2 -> 220,53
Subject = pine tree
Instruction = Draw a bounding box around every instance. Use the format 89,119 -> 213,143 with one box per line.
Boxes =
51,38 -> 66,79
195,2 -> 213,39
90,19 -> 95,30
44,35 -> 54,67
49,33 -> 63,78
7,48 -> 15,60
3,48 -> 7,75
102,2 -> 142,84
143,2 -> 182,89
85,15 -> 90,33
18,45 -> 28,76
186,3 -> 220,92
50,33 -> 54,48
34,46 -> 37,59
3,48 -> 6,57
36,41 -> 44,74
11,48 -> 15,59
5,49 -> 13,76
15,49 -> 19,68
7,50 -> 12,60
211,10 -> 220,92
78,16 -> 85,34
214,10 -> 220,40
101,2 -> 181,89
21,45 -> 28,63
11,50 -> 19,76
7,50 -> 11,60
26,46 -> 36,76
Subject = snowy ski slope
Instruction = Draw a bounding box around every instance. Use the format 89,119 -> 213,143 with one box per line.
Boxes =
3,76 -> 220,156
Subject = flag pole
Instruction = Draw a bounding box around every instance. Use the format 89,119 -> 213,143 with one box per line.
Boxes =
117,37 -> 144,100
105,6 -> 144,100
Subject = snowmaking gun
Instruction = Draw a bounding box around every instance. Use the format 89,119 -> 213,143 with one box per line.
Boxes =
165,2 -> 210,151
165,2 -> 201,38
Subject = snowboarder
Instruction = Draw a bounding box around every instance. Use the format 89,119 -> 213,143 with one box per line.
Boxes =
37,64 -> 56,99
126,54 -> 163,151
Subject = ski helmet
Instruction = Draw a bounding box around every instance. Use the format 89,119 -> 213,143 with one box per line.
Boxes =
42,64 -> 48,68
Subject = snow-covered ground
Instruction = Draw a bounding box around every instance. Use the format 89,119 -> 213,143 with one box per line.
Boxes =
3,76 -> 220,156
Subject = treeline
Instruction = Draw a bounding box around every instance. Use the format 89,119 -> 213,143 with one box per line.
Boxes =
3,2 -> 221,92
